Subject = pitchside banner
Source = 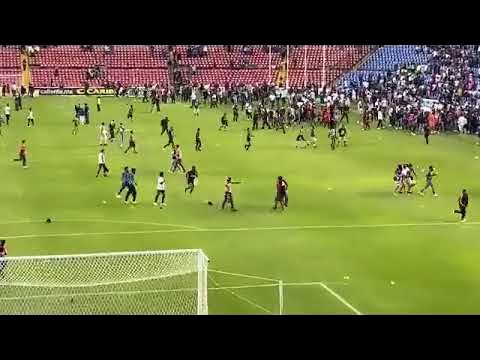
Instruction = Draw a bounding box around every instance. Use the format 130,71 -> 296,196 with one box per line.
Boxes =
36,88 -> 116,96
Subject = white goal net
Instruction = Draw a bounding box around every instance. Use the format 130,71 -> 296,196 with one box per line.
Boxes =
0,249 -> 209,315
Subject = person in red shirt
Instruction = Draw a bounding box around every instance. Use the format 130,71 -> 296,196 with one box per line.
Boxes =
273,176 -> 287,210
13,139 -> 27,168
0,240 -> 7,274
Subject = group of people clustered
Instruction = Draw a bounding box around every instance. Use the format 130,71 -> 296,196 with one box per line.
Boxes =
89,90 -> 291,211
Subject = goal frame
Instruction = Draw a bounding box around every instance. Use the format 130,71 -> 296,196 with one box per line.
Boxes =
0,249 -> 209,315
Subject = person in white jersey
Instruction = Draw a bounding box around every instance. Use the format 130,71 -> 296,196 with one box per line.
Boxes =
95,149 -> 109,177
99,122 -> 108,146
153,171 -> 167,208
4,104 -> 10,125
26,108 -> 35,127
191,89 -> 197,108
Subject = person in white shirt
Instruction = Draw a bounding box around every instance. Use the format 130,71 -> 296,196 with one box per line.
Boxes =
172,144 -> 186,173
269,93 -> 275,106
99,122 -> 108,146
191,90 -> 197,108
245,103 -> 252,119
153,171 -> 166,207
117,123 -> 126,148
458,115 -> 467,133
4,104 -> 10,125
27,108 -> 35,127
96,149 -> 109,177
97,96 -> 101,112
377,110 -> 384,129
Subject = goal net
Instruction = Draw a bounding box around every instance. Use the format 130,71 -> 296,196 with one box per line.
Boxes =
0,249 -> 209,315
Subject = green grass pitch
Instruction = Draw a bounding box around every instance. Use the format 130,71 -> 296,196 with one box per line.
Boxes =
1,95 -> 480,314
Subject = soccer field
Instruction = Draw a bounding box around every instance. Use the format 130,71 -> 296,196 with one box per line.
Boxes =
1,95 -> 480,314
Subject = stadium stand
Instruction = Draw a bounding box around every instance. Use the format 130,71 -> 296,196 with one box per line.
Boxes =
27,45 -> 372,88
0,45 -> 374,88
342,45 -> 480,134
342,45 -> 430,85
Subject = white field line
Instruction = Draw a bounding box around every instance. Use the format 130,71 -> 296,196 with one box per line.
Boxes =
209,269 -> 280,283
0,281 -> 345,301
208,275 -> 273,314
0,281 -> 352,315
0,219 -> 202,230
283,281 -> 349,286
2,221 -> 479,240
319,282 -> 362,315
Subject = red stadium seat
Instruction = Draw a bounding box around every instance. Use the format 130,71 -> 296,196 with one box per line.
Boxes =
2,45 -> 374,88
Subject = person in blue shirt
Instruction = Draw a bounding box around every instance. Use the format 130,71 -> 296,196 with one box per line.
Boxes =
116,167 -> 130,198
125,168 -> 137,204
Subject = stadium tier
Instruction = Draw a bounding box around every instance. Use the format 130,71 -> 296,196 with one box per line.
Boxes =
0,45 -> 374,88
0,47 -> 20,69
342,45 -> 430,85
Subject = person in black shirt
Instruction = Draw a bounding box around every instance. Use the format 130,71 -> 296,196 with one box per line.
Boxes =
184,166 -> 198,194
424,124 -> 430,145
252,110 -> 259,130
232,104 -> 239,122
155,94 -> 161,112
261,109 -> 271,129
149,89 -> 156,112
161,116 -> 169,135
338,124 -> 347,146
127,105 -> 134,122
142,85 -> 149,103
219,113 -> 228,131
341,101 -> 350,123
454,189 -> 469,222
108,120 -> 116,142
163,126 -> 175,149
195,128 -> 202,151
124,131 -> 138,154
244,128 -> 253,151
84,103 -> 90,124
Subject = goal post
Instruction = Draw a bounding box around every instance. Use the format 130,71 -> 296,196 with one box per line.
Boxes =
0,249 -> 209,315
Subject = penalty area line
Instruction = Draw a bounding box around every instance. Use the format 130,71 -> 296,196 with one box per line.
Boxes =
2,221 -> 479,240
319,282 -> 363,315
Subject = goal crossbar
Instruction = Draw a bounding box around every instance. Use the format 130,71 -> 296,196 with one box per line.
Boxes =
4,249 -> 204,261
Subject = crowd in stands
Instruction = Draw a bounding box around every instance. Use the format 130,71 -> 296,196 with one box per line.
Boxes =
342,45 -> 480,135
8,44 -> 480,137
